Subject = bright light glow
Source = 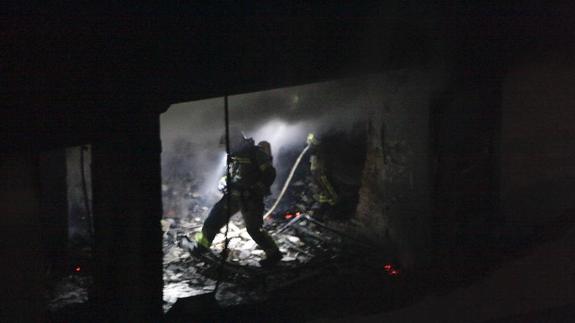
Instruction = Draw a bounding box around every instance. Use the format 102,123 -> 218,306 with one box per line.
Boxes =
292,94 -> 300,105
199,153 -> 227,202
75,266 -> 81,272
248,119 -> 309,158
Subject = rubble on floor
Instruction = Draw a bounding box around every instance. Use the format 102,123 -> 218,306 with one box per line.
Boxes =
47,274 -> 92,311
160,165 -> 388,313
161,211 -> 373,312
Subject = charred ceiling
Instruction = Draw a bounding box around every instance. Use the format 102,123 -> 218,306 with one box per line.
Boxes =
2,3 -> 571,152
0,2 -> 458,152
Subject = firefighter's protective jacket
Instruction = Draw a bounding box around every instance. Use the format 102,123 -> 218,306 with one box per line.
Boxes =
307,133 -> 338,205
227,144 -> 276,196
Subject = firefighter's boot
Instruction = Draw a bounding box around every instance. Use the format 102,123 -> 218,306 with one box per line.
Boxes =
186,232 -> 210,257
259,248 -> 283,267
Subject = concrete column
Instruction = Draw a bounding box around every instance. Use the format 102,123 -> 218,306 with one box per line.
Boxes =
38,149 -> 69,275
91,112 -> 163,321
0,152 -> 45,322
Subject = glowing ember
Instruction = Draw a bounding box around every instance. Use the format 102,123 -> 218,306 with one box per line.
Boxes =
383,264 -> 400,276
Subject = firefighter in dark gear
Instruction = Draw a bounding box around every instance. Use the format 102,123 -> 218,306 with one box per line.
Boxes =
307,133 -> 338,207
194,128 -> 282,266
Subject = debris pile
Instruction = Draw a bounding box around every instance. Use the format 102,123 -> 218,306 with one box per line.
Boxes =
162,207 -> 379,311
47,274 -> 91,311
160,138 -> 383,312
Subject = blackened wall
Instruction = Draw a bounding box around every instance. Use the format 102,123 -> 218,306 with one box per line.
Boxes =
90,113 -> 164,321
501,50 -> 575,237
39,149 -> 69,276
0,153 -> 44,322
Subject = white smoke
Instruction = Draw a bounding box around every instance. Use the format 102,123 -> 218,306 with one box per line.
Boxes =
199,152 -> 227,202
246,119 -> 311,158
160,76 -> 385,202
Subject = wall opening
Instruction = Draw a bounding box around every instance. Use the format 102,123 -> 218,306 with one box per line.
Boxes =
160,72 -> 441,315
39,145 -> 94,314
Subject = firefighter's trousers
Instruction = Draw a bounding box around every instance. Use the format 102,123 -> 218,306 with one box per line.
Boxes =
200,191 -> 279,254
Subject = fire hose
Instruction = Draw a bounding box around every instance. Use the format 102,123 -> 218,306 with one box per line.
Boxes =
263,143 -> 311,219
211,141 -> 311,248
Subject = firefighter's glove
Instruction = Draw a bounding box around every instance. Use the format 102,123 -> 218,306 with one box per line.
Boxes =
217,176 -> 227,193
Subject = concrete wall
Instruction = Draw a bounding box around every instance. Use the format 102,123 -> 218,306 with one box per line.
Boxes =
0,153 -> 45,322
501,52 -> 575,235
355,68 -> 448,268
91,114 -> 164,322
38,149 -> 69,275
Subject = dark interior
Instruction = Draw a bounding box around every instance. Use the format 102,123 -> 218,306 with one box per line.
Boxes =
2,2 -> 575,322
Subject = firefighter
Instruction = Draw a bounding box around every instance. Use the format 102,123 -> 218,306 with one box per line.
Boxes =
307,133 -> 338,211
193,128 -> 282,267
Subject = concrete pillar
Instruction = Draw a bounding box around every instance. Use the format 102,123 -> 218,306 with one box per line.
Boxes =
91,112 -> 163,321
0,152 -> 45,322
38,148 -> 69,275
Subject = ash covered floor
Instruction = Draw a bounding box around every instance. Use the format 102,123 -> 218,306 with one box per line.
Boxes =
161,210 -> 398,313
159,131 -> 399,316
47,274 -> 91,311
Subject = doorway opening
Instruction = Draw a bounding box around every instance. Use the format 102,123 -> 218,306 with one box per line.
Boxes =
39,145 -> 94,313
160,75 -> 421,316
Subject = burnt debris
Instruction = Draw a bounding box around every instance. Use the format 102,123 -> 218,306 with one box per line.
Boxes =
161,184 -> 396,312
